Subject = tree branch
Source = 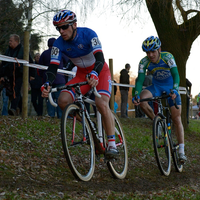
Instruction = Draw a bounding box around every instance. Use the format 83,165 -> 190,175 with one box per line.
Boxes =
176,0 -> 199,22
176,0 -> 187,22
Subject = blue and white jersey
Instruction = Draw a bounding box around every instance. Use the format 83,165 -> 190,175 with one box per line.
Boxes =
50,27 -> 102,69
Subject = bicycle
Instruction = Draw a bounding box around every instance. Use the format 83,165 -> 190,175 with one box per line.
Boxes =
140,91 -> 183,176
48,81 -> 128,181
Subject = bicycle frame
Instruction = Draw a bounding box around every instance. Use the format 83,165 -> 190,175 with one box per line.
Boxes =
83,97 -> 105,151
49,83 -> 105,152
48,81 -> 128,181
140,92 -> 183,175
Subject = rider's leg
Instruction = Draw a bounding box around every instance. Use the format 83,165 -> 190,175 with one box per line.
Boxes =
58,92 -> 73,110
170,105 -> 184,146
170,105 -> 187,163
140,90 -> 155,120
95,94 -> 117,154
95,94 -> 115,137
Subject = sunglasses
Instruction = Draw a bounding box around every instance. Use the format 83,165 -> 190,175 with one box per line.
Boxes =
56,23 -> 73,31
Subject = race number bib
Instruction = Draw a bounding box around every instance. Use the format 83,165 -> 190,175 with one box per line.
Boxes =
51,47 -> 59,57
91,37 -> 101,48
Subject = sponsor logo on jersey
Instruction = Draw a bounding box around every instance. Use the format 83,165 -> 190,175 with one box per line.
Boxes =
155,70 -> 171,80
138,64 -> 144,73
167,59 -> 176,67
78,44 -> 84,49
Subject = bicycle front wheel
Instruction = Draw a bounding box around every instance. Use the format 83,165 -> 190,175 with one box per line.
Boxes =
107,111 -> 128,179
61,104 -> 95,181
153,115 -> 171,176
169,127 -> 183,173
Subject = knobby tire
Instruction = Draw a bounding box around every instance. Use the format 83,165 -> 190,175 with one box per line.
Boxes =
61,104 -> 95,181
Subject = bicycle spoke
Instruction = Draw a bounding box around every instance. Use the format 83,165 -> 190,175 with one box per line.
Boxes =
153,116 -> 171,176
169,127 -> 183,172
107,112 -> 128,179
61,104 -> 95,181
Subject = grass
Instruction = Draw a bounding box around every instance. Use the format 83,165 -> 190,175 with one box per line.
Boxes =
0,116 -> 200,199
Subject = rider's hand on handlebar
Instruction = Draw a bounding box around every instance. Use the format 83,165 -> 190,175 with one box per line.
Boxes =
41,82 -> 51,98
86,70 -> 99,88
132,95 -> 140,105
169,89 -> 178,100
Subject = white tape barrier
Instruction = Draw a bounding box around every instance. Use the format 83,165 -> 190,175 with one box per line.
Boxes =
26,63 -> 76,77
111,81 -> 186,95
0,54 -> 76,77
0,54 -> 29,64
0,54 -> 186,94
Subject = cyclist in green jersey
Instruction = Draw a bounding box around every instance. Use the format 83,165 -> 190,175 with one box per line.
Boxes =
132,36 -> 187,164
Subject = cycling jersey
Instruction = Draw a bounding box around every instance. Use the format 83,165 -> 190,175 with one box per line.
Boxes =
135,51 -> 180,97
50,27 -> 102,72
47,27 -> 111,98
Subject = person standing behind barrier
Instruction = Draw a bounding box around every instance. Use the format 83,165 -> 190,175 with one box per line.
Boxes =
0,34 -> 33,116
38,38 -> 69,118
186,78 -> 192,124
29,53 -> 43,116
119,63 -> 130,118
0,62 -> 9,116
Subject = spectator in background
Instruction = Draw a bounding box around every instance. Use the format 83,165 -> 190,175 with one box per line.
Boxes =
0,34 -> 33,116
186,78 -> 192,124
38,37 -> 69,118
113,80 -> 118,113
119,63 -> 130,118
29,53 -> 43,116
0,62 -> 9,116
113,80 -> 117,98
197,93 -> 200,110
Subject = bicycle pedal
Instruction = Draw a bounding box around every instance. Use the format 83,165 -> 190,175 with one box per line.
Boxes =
104,154 -> 118,162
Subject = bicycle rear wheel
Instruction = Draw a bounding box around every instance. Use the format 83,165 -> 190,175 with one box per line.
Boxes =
107,111 -> 128,179
153,115 -> 171,176
169,127 -> 183,172
61,104 -> 95,181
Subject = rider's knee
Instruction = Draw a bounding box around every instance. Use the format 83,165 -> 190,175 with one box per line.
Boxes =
172,115 -> 182,125
58,94 -> 70,110
96,100 -> 108,115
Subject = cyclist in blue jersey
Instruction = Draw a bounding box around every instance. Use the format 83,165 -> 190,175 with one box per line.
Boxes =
41,10 -> 118,158
132,36 -> 187,164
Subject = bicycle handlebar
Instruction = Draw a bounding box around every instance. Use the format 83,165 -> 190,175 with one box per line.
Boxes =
48,88 -> 58,107
48,82 -> 101,107
140,92 -> 179,110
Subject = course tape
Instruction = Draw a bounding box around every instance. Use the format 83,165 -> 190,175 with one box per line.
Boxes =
0,54 -> 186,94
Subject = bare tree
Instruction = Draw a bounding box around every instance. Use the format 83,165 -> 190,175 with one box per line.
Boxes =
115,0 -> 200,127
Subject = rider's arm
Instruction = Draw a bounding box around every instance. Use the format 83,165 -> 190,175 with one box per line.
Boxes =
135,73 -> 146,96
170,67 -> 180,91
134,57 -> 149,96
93,51 -> 105,75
